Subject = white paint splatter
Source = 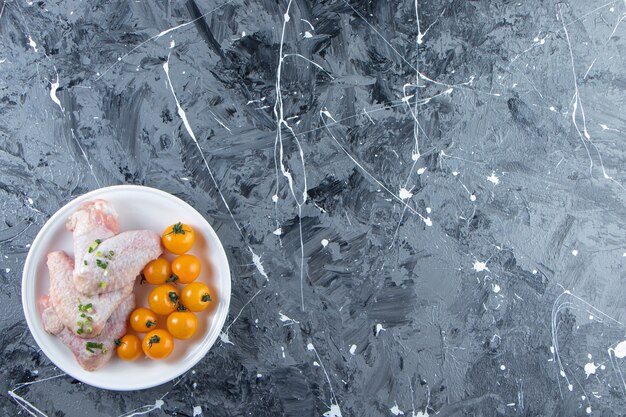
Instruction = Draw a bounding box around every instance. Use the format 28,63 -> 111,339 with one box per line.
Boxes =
493,284 -> 501,293
273,228 -> 282,236
279,312 -> 300,324
572,249 -> 578,256
568,384 -> 573,391
452,171 -> 459,176
417,167 -> 427,175
169,40 -> 176,48
584,362 -> 597,378
586,406 -> 592,414
470,194 -> 477,201
532,269 -> 538,274
313,361 -> 320,367
613,340 -> 626,358
321,239 -> 329,247
281,346 -> 285,358
272,194 -> 279,202
424,217 -> 432,227
349,344 -> 357,355
323,404 -> 342,417
251,250 -> 269,280
304,31 -> 313,38
50,76 -> 63,112
473,260 -> 489,272
219,332 -> 234,345
390,402 -> 405,415
425,207 -> 431,214
5,268 -> 10,273
376,323 -> 386,336
257,373 -> 262,378
192,405 -> 202,416
487,172 -> 500,185
399,187 -> 413,200
27,36 -> 37,52
500,364 -> 506,370
549,106 -> 556,112
307,343 -> 315,351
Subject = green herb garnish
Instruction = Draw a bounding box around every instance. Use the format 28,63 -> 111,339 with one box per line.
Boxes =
99,281 -> 107,289
85,342 -> 104,353
96,259 -> 108,270
84,260 -> 88,266
78,303 -> 93,312
87,239 -> 102,253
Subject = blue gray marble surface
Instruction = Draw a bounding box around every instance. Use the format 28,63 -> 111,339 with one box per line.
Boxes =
1,0 -> 626,416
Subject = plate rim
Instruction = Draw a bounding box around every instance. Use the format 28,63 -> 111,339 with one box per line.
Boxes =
21,184 -> 231,391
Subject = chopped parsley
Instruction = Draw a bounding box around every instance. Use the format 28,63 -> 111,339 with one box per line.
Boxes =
78,303 -> 93,312
85,342 -> 107,353
98,281 -> 107,289
95,259 -> 108,270
87,239 -> 102,253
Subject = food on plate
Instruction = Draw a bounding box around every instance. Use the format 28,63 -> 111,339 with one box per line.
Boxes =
142,258 -> 172,285
162,222 -> 195,254
39,293 -> 135,371
180,282 -> 212,312
38,200 -> 159,371
142,329 -> 174,359
171,254 -> 201,283
148,284 -> 180,315
47,251 -> 133,338
129,307 -> 158,333
166,310 -> 198,340
116,334 -> 142,361
38,203 -> 216,370
74,230 -> 162,295
66,200 -> 120,274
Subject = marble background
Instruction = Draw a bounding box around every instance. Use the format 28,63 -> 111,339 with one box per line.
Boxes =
1,0 -> 626,416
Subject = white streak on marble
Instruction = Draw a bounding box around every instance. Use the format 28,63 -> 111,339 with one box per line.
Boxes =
8,374 -> 65,417
323,404 -> 342,417
390,402 -> 405,415
321,239 -> 329,247
220,289 -> 263,346
27,36 -> 37,52
572,249 -> 578,256
279,311 -> 300,324
417,167 -> 426,175
349,344 -> 357,355
164,57 -> 269,280
376,323 -> 386,336
118,398 -> 165,417
49,76 -> 63,112
273,227 -> 282,236
308,342 -> 341,415
300,18 -> 314,30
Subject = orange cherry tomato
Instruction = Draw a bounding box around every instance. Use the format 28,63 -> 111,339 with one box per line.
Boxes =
166,311 -> 198,339
148,284 -> 179,315
162,223 -> 195,254
143,258 -> 172,285
129,307 -> 158,333
180,282 -> 212,312
171,255 -> 201,284
116,334 -> 142,361
142,329 -> 174,360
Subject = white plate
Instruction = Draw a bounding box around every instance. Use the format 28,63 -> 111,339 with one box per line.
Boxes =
22,185 -> 231,391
